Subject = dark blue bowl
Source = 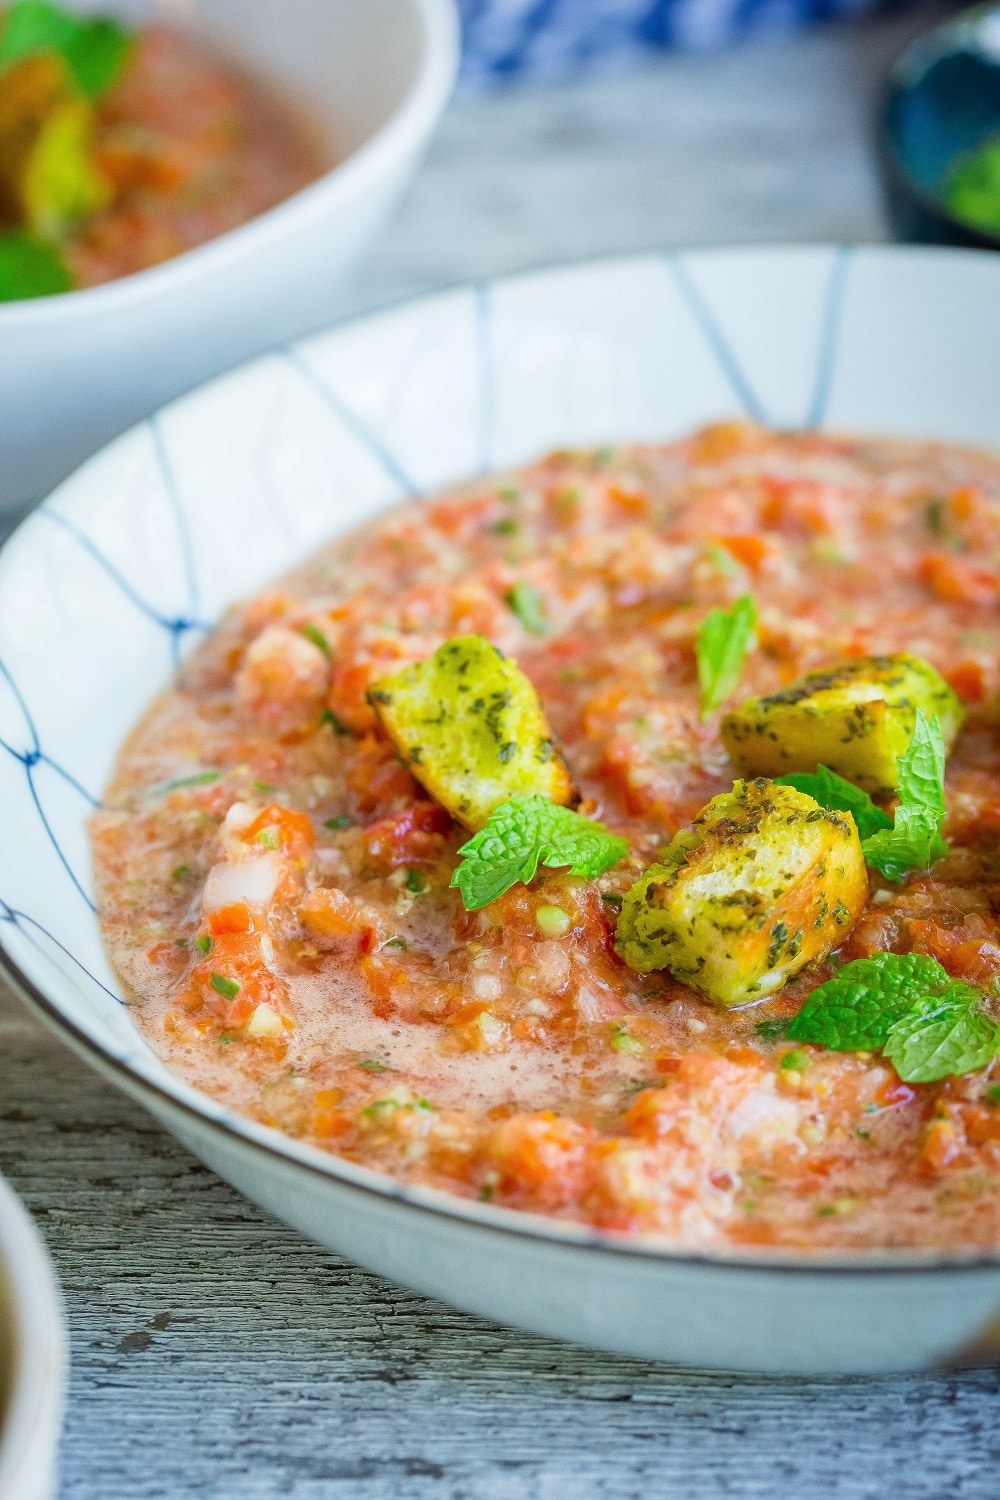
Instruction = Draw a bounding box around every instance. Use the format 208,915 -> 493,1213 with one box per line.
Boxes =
881,3 -> 1000,249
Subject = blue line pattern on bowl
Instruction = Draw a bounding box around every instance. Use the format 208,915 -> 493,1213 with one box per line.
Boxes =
282,346 -> 422,498
0,900 -> 122,1002
667,247 -> 853,429
148,413 -> 203,633
0,655 -> 99,911
39,509 -> 209,663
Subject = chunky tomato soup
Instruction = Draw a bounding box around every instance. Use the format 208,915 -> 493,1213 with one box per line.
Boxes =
0,12 -> 325,298
91,422 -> 1000,1253
66,25 -> 324,288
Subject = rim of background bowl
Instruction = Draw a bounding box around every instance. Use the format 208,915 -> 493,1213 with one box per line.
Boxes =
0,0 -> 460,330
5,241 -> 1000,1281
0,1176 -> 66,1500
878,0 -> 1000,252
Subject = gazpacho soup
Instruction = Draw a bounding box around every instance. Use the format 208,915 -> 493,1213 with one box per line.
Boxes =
92,421 -> 1000,1254
0,1 -> 327,300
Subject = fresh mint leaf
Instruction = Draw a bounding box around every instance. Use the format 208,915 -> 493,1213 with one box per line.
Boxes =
0,1 -> 77,66
775,766 -> 893,842
63,15 -> 130,98
451,794 -> 628,910
785,951 -> 1000,1083
786,952 -> 955,1051
884,990 -> 1000,1084
863,807 -> 948,883
861,710 -> 949,881
897,707 -> 947,817
505,581 -> 547,636
0,2 -> 131,98
776,714 -> 949,881
0,231 -> 72,301
697,593 -> 756,717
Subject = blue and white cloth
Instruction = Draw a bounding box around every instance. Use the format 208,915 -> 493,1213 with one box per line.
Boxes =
458,0 -> 881,85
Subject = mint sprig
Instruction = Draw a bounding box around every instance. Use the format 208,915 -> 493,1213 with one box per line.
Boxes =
786,952 -> 956,1051
0,230 -> 72,302
778,711 -> 948,882
451,794 -> 628,910
775,765 -> 893,843
696,594 -> 757,717
883,994 -> 1000,1084
0,1 -> 131,98
860,710 -> 949,881
785,952 -> 1000,1083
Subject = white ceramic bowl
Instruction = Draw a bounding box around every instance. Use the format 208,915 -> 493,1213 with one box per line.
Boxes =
3,245 -> 1000,1376
0,0 -> 459,513
0,1177 -> 66,1500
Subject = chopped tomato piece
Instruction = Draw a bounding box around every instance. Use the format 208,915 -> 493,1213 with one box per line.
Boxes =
715,532 -> 778,571
919,553 -> 999,605
208,902 -> 253,936
243,804 -> 315,862
363,801 -> 452,870
300,886 -> 377,947
487,1113 -> 595,1208
947,660 -> 986,702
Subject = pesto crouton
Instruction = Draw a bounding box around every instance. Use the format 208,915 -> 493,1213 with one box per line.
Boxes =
367,635 -> 576,830
615,779 -> 868,1007
720,654 -> 962,794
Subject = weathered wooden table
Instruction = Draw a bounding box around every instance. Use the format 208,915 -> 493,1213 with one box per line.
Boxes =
4,10 -> 1000,1496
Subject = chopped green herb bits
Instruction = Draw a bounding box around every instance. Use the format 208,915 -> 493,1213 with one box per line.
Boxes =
301,622 -> 331,657
505,581 -> 547,635
209,973 -> 240,1000
0,231 -> 72,301
153,770 -> 223,796
754,1018 -> 788,1043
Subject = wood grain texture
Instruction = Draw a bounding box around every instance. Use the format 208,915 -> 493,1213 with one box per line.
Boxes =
6,9 -> 1000,1493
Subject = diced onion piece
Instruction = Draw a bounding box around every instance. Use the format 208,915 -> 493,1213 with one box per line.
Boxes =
222,802 -> 257,835
245,1002 -> 284,1038
202,853 -> 281,913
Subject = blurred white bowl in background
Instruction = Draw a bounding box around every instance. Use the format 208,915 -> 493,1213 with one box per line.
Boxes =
0,1176 -> 66,1500
0,0 -> 460,514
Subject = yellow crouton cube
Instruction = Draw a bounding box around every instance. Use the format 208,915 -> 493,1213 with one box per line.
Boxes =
367,635 -> 576,830
615,778 -> 868,1007
720,654 -> 962,794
